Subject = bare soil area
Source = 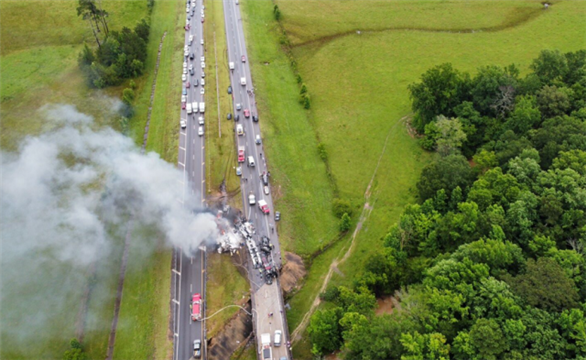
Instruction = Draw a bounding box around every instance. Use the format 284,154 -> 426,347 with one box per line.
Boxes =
279,252 -> 306,295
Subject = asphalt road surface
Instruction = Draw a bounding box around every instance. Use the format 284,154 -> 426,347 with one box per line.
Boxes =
222,0 -> 291,358
173,1 -> 208,360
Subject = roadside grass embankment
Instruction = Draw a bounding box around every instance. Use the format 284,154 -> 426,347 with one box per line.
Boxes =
113,0 -> 187,358
240,0 -> 339,259
111,224 -> 172,360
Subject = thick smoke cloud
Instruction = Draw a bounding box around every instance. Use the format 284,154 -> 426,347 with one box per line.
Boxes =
1,104 -> 217,349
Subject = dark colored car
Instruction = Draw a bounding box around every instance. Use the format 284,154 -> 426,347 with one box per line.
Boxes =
261,172 -> 269,186
235,114 -> 240,122
227,113 -> 232,120
275,211 -> 281,221
190,53 -> 195,60
252,115 -> 259,122
228,86 -> 232,94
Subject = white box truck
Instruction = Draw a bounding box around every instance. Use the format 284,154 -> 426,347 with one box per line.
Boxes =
192,102 -> 198,113
199,102 -> 205,113
186,102 -> 193,114
260,333 -> 271,360
240,77 -> 246,86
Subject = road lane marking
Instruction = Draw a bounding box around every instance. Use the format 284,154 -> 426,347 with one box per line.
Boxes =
172,269 -> 181,276
173,299 -> 180,305
178,162 -> 185,166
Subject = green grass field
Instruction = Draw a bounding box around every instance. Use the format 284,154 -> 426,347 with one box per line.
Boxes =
239,0 -> 586,353
277,0 -> 548,46
0,0 -> 147,151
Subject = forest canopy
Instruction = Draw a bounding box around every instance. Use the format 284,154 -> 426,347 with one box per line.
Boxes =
308,49 -> 586,360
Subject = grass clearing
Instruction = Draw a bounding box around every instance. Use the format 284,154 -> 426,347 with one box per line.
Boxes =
205,253 -> 250,337
276,0 -> 547,45
0,0 -> 145,56
0,0 -> 147,151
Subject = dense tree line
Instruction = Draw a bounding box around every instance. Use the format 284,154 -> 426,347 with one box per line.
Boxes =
308,50 -> 586,360
77,0 -> 151,88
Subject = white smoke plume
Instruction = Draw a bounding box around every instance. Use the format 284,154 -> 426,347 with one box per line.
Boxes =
0,104 -> 217,351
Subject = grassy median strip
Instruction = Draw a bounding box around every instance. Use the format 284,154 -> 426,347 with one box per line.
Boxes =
204,0 -> 242,197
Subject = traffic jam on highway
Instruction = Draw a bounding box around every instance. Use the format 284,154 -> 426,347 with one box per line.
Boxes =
177,0 -> 290,357
177,0 -> 207,359
181,0 -> 205,135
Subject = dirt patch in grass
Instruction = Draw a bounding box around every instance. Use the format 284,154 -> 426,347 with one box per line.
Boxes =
280,252 -> 307,295
207,301 -> 253,360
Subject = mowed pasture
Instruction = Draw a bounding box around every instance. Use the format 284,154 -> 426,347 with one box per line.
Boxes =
239,0 -> 586,348
277,0 -> 549,46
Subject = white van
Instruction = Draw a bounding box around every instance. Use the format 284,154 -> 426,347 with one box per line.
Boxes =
274,330 -> 282,347
240,77 -> 246,86
192,102 -> 198,113
247,156 -> 255,167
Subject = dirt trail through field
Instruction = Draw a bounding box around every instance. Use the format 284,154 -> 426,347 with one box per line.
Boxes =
290,116 -> 406,341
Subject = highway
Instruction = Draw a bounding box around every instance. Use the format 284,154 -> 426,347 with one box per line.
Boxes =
222,0 -> 291,358
172,1 -> 207,360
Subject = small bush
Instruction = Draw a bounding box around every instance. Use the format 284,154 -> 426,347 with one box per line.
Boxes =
320,285 -> 340,302
303,94 -> 311,109
300,83 -> 308,95
122,88 -> 135,104
317,143 -> 328,161
339,213 -> 351,232
296,74 -> 302,84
